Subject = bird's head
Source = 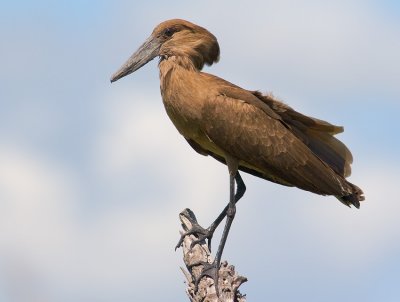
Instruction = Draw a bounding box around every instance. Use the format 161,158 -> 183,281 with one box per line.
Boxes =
110,19 -> 220,82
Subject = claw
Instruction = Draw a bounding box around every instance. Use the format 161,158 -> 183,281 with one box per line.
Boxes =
175,209 -> 216,251
175,222 -> 211,250
189,229 -> 213,251
193,260 -> 220,294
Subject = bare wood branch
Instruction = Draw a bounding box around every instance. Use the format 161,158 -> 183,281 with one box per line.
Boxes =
178,208 -> 247,302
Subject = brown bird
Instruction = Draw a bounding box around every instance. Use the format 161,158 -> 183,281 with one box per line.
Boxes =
110,19 -> 364,286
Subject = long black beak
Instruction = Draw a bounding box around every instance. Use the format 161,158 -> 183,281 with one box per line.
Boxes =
110,35 -> 161,83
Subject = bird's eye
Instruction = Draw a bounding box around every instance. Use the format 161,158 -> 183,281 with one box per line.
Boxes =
164,28 -> 175,37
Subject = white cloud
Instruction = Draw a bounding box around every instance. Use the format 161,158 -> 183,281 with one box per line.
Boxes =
92,88 -> 229,216
0,136 -> 226,301
0,145 -> 80,301
0,143 -> 187,301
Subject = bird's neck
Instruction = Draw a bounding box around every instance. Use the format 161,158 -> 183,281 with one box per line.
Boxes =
159,55 -> 200,73
158,55 -> 201,95
158,55 -> 205,140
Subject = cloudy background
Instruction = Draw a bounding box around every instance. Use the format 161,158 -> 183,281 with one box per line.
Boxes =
1,0 -> 399,301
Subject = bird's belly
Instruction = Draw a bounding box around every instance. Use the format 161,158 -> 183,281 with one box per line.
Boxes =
163,101 -> 227,157
164,103 -> 199,136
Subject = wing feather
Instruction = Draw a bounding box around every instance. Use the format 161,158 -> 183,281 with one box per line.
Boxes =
200,93 -> 353,197
252,91 -> 353,177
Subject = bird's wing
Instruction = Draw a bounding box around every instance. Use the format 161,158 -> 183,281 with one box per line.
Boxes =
199,87 -> 353,197
199,73 -> 353,178
252,91 -> 353,177
185,137 -> 294,187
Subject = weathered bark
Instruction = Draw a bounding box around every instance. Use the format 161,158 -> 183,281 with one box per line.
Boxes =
178,208 -> 247,302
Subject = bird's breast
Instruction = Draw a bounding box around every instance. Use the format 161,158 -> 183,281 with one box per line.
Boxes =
158,60 -> 227,158
159,60 -> 207,140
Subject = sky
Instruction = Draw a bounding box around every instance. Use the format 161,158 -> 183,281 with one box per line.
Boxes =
1,0 -> 400,301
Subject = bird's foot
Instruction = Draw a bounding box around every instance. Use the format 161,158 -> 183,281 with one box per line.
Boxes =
175,208 -> 216,251
175,219 -> 215,252
190,259 -> 220,294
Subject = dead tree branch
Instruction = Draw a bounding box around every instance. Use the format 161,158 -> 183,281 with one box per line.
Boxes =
178,208 -> 247,302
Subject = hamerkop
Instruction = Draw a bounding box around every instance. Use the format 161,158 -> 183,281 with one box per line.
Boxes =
111,19 -> 364,285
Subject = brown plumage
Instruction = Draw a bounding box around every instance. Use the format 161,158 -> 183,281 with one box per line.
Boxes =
111,19 -> 364,207
110,19 -> 365,288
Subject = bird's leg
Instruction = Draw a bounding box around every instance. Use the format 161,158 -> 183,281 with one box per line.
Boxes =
194,168 -> 239,293
175,172 -> 245,251
192,172 -> 244,250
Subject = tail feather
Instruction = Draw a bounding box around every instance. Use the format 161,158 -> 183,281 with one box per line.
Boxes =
252,91 -> 366,209
337,183 -> 365,208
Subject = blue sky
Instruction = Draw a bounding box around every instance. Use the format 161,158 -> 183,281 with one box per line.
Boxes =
1,1 -> 400,301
